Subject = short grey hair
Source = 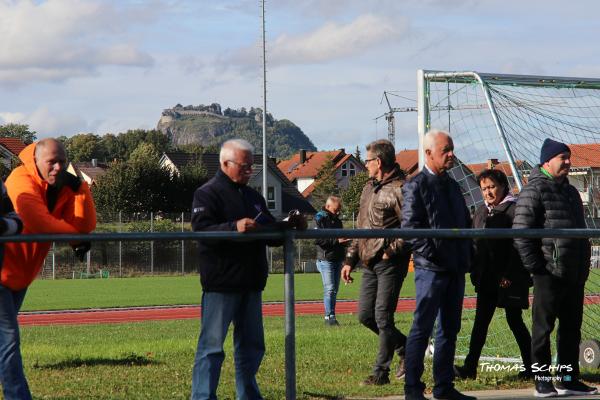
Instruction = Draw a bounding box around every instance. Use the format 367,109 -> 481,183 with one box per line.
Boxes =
366,139 -> 396,169
423,129 -> 450,151
219,139 -> 254,163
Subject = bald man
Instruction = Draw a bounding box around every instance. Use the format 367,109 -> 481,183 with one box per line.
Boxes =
401,130 -> 474,400
1,138 -> 96,399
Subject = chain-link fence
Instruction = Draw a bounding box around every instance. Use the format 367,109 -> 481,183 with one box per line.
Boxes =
38,212 -> 358,279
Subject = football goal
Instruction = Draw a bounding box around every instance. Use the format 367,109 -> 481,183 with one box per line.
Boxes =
416,70 -> 600,367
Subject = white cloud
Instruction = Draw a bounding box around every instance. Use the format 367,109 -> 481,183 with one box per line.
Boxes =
0,0 -> 154,85
229,14 -> 409,68
0,106 -> 92,137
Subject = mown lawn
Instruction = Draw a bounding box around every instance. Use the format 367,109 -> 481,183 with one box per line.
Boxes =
25,313 -> 596,400
22,272 -> 480,311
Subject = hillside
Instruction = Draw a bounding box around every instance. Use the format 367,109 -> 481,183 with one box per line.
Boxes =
156,103 -> 316,158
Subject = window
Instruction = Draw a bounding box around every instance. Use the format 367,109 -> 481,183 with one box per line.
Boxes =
349,163 -> 356,177
267,186 -> 276,210
341,163 -> 348,177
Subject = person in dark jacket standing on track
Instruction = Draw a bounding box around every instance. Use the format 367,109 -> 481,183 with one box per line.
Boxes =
190,138 -> 305,400
513,138 -> 597,398
401,129 -> 475,400
341,139 -> 410,386
454,169 -> 532,380
315,195 -> 349,326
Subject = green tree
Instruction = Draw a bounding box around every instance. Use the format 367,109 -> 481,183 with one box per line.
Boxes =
64,133 -> 107,162
0,123 -> 37,144
341,171 -> 369,217
354,145 -> 362,162
310,156 -> 339,208
93,143 -> 173,213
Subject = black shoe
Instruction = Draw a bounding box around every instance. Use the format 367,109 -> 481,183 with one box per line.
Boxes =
433,387 -> 477,400
534,381 -> 557,398
555,379 -> 598,396
453,364 -> 476,379
405,392 -> 428,400
324,317 -> 340,326
361,374 -> 390,386
396,355 -> 406,380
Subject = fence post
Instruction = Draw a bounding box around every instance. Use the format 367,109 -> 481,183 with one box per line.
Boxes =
181,211 -> 185,275
150,212 -> 154,275
86,249 -> 91,275
283,230 -> 296,400
52,242 -> 56,280
119,211 -> 122,277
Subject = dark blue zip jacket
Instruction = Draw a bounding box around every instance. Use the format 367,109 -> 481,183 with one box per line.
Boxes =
401,168 -> 471,273
191,169 -> 281,292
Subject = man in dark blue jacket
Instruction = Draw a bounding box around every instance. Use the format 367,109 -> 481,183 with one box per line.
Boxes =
314,195 -> 348,326
190,139 -> 292,400
401,130 -> 474,400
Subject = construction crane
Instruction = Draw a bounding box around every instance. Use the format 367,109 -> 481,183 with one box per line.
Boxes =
375,91 -> 417,147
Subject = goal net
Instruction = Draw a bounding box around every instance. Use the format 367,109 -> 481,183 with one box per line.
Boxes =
417,70 -> 600,363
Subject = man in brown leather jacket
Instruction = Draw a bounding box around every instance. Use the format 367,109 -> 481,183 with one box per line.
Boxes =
341,139 -> 410,386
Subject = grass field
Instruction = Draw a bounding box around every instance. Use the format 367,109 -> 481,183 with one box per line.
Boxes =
22,272 -> 480,311
18,273 -> 600,398
24,313 -> 599,400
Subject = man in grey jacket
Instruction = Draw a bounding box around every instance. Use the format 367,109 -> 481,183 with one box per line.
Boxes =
513,138 -> 597,398
341,139 -> 410,386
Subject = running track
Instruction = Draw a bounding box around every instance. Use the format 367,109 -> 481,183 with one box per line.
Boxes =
17,295 -> 600,327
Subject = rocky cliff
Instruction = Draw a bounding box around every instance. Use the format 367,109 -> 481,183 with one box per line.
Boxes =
157,104 -> 316,158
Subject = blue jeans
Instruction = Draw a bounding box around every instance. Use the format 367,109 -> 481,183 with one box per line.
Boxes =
0,284 -> 31,400
404,269 -> 465,398
316,260 -> 342,318
191,291 -> 265,400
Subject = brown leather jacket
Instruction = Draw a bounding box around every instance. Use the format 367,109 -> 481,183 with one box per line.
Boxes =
344,164 -> 408,269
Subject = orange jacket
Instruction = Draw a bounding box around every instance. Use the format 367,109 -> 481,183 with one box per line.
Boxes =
2,143 -> 97,290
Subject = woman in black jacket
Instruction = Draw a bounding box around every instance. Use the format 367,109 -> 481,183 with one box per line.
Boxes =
454,169 -> 532,379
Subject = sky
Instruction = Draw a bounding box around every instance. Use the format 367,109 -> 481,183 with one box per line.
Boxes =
1,0 -> 600,153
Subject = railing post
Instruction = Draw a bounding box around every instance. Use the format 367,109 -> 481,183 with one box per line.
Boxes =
283,230 -> 296,400
150,212 -> 154,275
118,211 -> 122,277
181,211 -> 185,275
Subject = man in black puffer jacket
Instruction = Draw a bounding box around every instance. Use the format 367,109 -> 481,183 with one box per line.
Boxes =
513,138 -> 597,398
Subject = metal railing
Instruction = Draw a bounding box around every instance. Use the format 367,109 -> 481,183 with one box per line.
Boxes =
2,228 -> 600,400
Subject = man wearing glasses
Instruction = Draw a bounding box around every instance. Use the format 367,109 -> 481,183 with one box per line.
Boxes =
190,139 -> 304,399
341,139 -> 410,386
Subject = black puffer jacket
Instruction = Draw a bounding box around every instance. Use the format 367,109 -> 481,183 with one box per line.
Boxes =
471,199 -> 531,300
513,166 -> 591,284
315,209 -> 345,262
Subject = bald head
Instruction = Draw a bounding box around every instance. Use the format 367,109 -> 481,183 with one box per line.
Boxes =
35,138 -> 67,185
324,196 -> 342,215
423,129 -> 455,175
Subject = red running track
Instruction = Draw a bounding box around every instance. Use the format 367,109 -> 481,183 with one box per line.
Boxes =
17,295 -> 600,327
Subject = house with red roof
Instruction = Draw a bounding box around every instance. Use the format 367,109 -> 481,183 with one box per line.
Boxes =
277,149 -> 365,198
395,149 -> 419,177
0,137 -> 27,173
564,143 -> 600,217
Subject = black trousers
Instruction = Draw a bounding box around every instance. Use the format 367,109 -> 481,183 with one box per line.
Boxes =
358,260 -> 407,378
464,290 -> 531,371
531,274 -> 584,379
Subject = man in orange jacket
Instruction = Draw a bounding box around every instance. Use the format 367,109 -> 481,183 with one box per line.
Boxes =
0,138 -> 96,399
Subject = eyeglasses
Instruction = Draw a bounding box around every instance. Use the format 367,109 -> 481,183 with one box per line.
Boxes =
226,160 -> 254,170
364,157 -> 378,164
